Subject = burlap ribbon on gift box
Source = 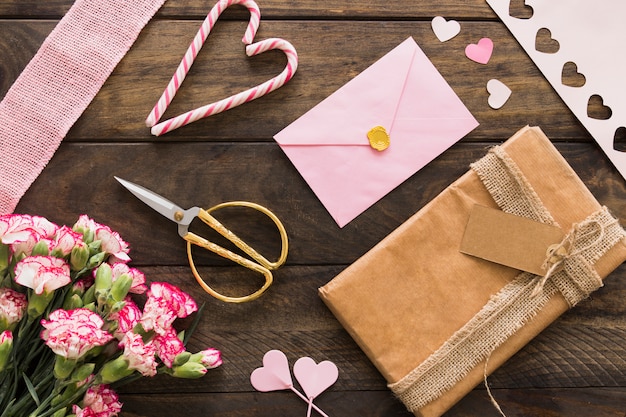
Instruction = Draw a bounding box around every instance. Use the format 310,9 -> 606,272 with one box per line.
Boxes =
388,142 -> 625,412
319,126 -> 626,417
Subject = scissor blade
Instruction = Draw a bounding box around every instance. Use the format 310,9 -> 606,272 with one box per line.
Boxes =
114,176 -> 186,224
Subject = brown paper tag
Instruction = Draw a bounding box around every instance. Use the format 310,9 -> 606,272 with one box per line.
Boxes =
460,205 -> 564,276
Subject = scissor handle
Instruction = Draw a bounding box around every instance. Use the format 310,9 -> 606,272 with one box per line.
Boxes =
183,201 -> 289,303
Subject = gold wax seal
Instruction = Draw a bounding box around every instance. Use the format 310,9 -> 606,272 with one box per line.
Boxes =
367,126 -> 390,151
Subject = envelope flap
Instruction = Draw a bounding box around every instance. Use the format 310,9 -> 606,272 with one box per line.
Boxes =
274,37 -> 418,146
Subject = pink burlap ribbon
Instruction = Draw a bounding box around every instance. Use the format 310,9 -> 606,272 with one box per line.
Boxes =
0,0 -> 167,213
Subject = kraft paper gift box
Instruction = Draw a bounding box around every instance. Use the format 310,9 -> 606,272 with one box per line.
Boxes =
318,126 -> 626,417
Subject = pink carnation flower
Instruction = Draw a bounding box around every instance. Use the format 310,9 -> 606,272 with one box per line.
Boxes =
40,308 -> 114,359
140,282 -> 197,336
96,226 -> 130,263
111,263 -> 147,294
0,330 -> 12,344
53,225 -> 84,256
119,332 -> 158,377
153,328 -> 185,368
0,288 -> 27,330
74,215 -> 130,263
108,298 -> 142,340
199,348 -> 223,369
73,384 -> 123,417
0,214 -> 58,245
14,256 -> 71,295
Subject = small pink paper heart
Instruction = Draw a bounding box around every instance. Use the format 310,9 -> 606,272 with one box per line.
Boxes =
465,38 -> 493,64
250,349 -> 293,392
293,357 -> 339,400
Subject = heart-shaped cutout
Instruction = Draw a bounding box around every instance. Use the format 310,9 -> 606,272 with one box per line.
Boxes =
486,79 -> 511,109
146,0 -> 298,136
561,61 -> 586,88
431,16 -> 461,42
293,357 -> 339,400
587,94 -> 612,120
614,127 -> 626,152
250,349 -> 293,392
535,28 -> 559,54
465,38 -> 493,64
508,0 -> 533,19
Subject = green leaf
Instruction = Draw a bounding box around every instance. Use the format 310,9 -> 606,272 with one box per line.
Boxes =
183,302 -> 205,345
22,372 -> 40,407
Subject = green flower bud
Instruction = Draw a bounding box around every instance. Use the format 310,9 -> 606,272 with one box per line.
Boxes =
173,351 -> 192,367
88,239 -> 101,254
109,301 -> 126,314
70,244 -> 90,271
62,294 -> 83,310
110,274 -> 133,302
27,291 -> 55,319
94,264 -> 112,304
0,331 -> 13,372
0,244 -> 9,274
73,225 -> 95,245
82,302 -> 96,312
54,355 -> 77,380
82,285 -> 96,305
170,361 -> 207,379
31,241 -> 50,256
51,408 -> 67,417
87,251 -> 106,269
99,356 -> 134,384
70,363 -> 95,383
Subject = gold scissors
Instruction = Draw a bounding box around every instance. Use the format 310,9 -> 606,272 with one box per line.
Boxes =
115,177 -> 288,303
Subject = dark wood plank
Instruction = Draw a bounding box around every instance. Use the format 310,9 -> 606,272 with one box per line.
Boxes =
14,142 -> 626,266
117,388 -> 626,417
3,1 -> 626,416
0,0 -> 497,20
0,20 -> 588,141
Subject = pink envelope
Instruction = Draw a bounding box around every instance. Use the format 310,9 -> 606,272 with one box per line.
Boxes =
274,37 -> 479,227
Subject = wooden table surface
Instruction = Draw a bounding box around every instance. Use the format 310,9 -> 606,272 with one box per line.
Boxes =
2,1 -> 626,416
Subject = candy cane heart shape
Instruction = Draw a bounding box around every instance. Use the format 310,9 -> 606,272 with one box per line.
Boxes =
145,0 -> 260,128
150,38 -> 298,136
145,0 -> 299,136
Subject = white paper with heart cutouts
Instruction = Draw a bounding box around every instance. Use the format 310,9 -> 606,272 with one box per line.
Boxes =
486,0 -> 626,180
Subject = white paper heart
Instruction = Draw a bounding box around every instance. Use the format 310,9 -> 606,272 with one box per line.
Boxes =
250,349 -> 293,392
486,79 -> 512,109
293,357 -> 339,400
431,16 -> 461,42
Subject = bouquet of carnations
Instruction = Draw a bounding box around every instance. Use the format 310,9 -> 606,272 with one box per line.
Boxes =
0,214 -> 222,417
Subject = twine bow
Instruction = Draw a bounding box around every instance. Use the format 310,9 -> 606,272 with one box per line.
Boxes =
532,218 -> 609,297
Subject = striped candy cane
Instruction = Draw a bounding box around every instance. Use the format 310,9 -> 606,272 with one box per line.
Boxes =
151,38 -> 298,136
145,0 -> 262,128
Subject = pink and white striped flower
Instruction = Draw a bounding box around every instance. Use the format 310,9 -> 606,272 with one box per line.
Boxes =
73,215 -> 130,263
72,384 -> 123,417
118,332 -> 158,377
96,226 -> 130,263
14,256 -> 71,295
198,348 -> 223,369
110,263 -> 147,294
53,225 -> 84,256
153,328 -> 185,368
0,288 -> 27,330
40,308 -> 114,359
140,282 -> 197,335
107,298 -> 142,340
0,214 -> 58,245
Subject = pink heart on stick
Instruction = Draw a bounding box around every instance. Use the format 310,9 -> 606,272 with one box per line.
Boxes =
465,37 -> 494,64
293,357 -> 339,400
250,349 -> 293,392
